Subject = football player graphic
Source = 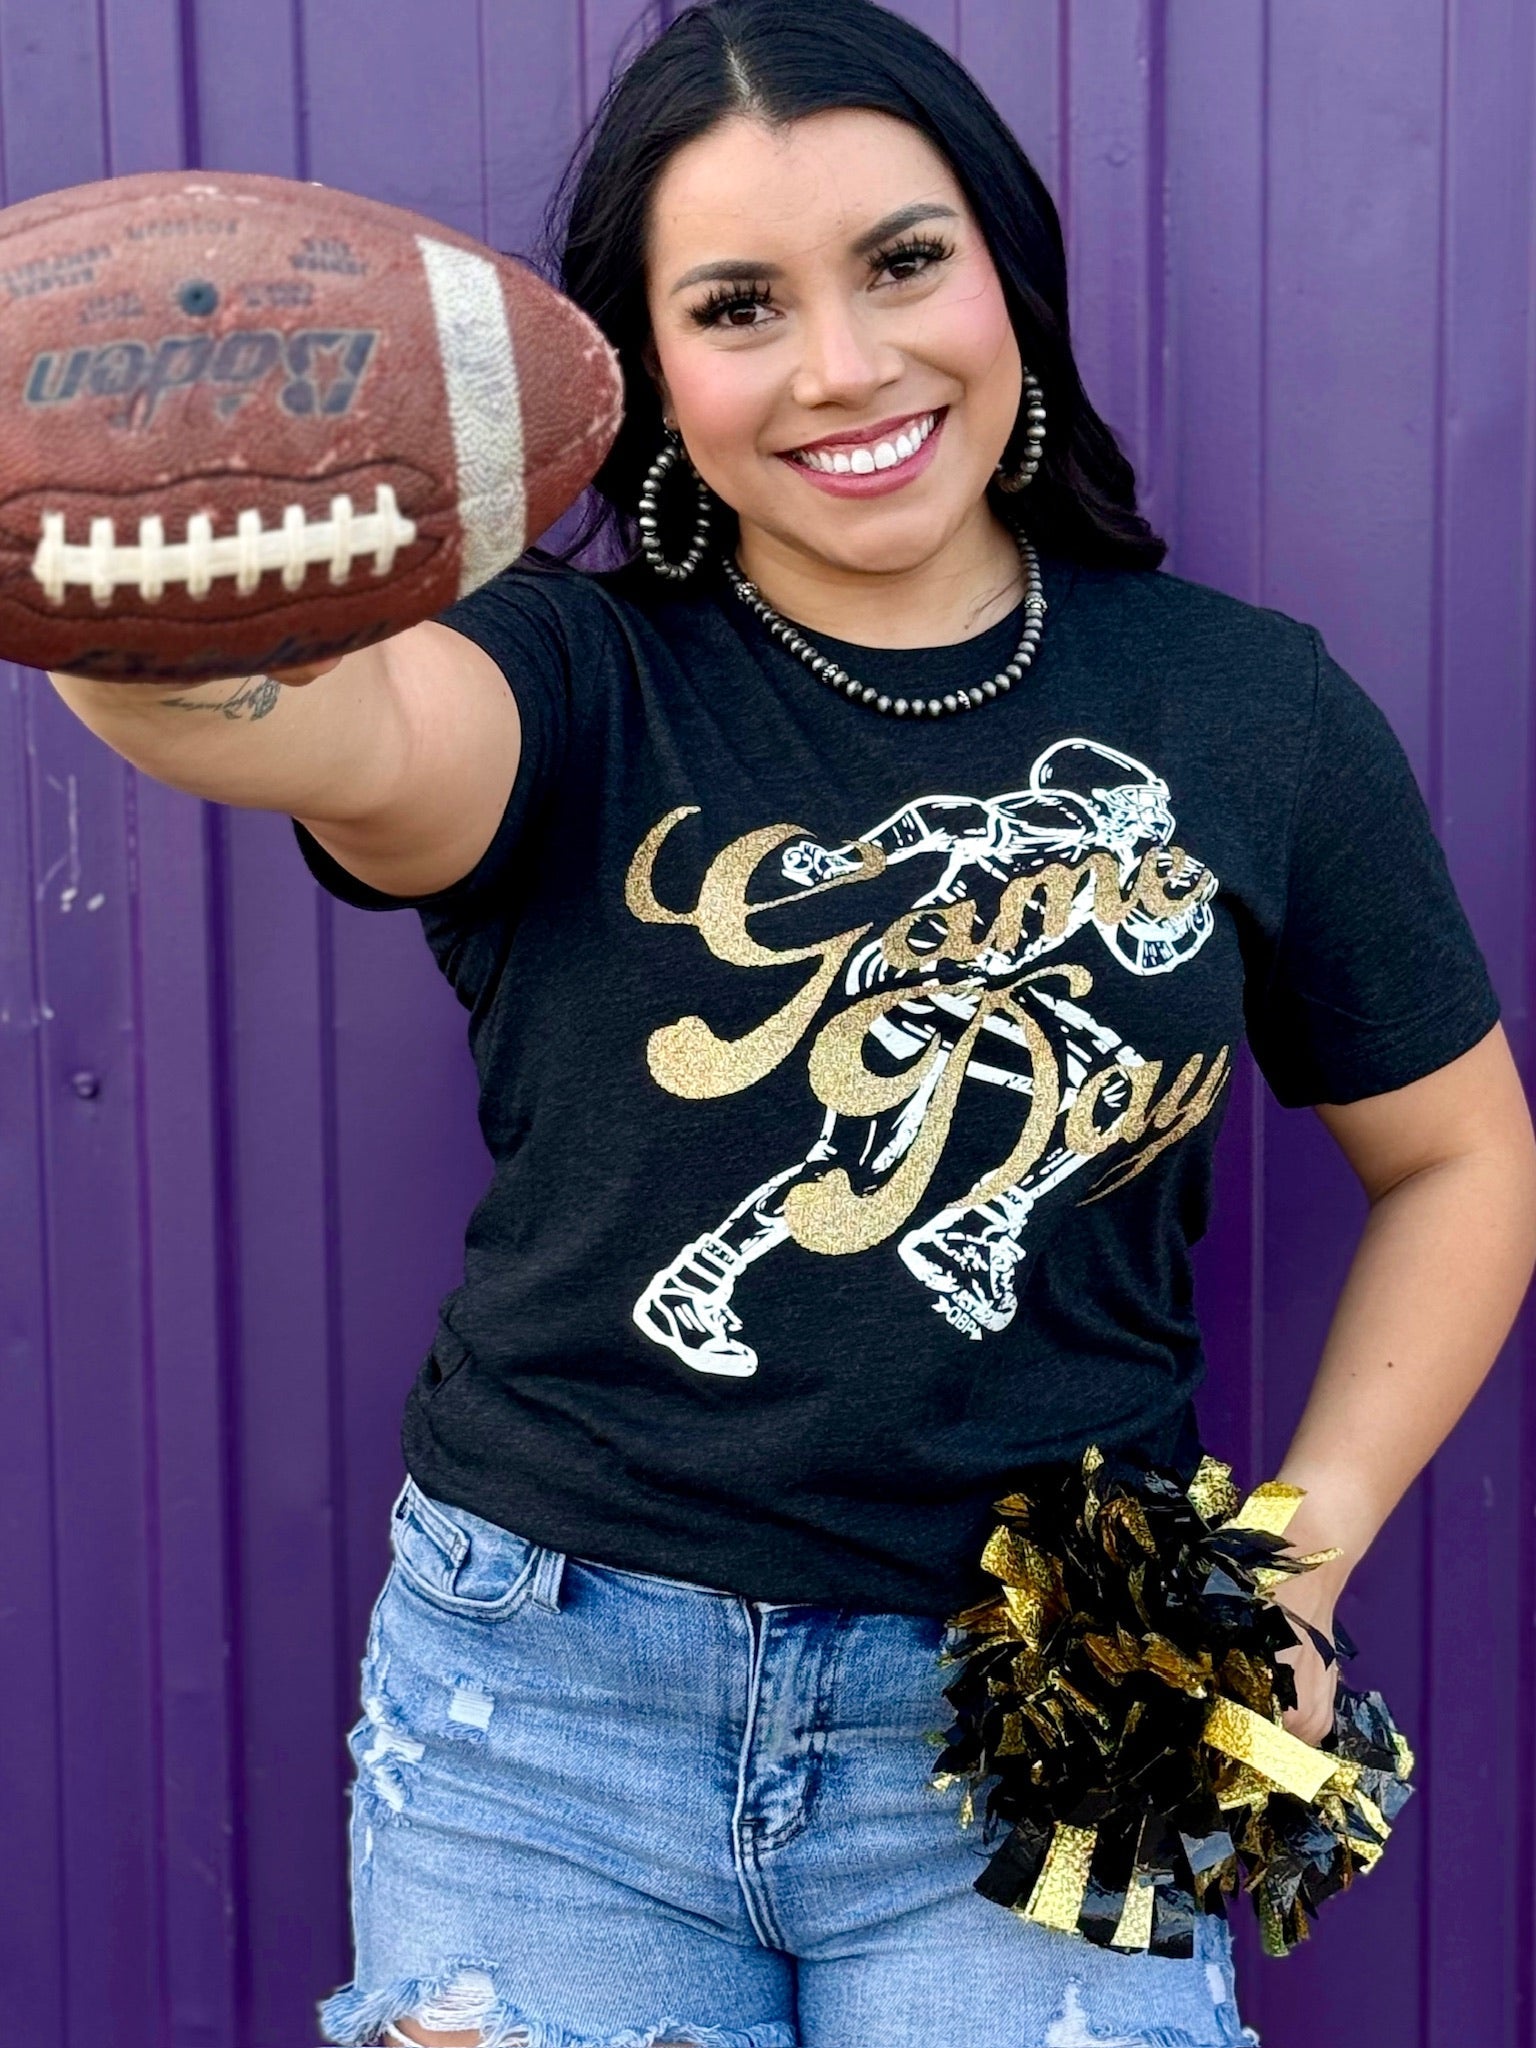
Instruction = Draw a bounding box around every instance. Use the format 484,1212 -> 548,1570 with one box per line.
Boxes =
633,738 -> 1222,1376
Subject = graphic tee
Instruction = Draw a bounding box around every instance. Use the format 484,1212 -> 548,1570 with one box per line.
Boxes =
292,548 -> 1500,1614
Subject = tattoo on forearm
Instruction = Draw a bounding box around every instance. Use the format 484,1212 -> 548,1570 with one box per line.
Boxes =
159,675 -> 282,721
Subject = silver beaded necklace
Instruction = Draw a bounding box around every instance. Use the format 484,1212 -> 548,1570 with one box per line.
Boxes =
720,530 -> 1045,719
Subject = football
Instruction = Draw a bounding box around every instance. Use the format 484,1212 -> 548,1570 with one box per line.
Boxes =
0,170 -> 624,683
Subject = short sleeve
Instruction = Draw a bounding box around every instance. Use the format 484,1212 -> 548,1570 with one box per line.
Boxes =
289,561 -> 577,913
1245,632 -> 1501,1107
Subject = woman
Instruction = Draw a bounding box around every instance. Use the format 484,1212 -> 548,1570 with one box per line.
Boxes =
46,2 -> 1536,2043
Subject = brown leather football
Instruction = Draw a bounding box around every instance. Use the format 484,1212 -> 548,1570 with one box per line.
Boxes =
0,170 -> 623,682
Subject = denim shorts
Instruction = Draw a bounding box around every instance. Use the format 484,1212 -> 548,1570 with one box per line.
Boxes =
318,1476 -> 1262,2048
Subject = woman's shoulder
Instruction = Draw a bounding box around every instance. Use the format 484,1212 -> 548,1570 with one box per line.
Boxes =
458,549 -> 722,645
1056,553 -> 1332,758
464,550 -> 633,625
1064,553 -> 1320,670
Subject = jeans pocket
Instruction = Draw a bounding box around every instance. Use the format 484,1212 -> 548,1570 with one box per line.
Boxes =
388,1476 -> 543,1619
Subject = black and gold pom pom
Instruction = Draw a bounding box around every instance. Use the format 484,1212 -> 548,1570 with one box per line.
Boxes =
931,1446 -> 1415,1958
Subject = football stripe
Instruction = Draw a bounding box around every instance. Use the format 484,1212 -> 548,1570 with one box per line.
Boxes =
415,235 -> 527,596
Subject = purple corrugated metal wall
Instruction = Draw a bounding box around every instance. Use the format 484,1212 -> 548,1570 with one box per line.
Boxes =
1,3 -> 1532,2043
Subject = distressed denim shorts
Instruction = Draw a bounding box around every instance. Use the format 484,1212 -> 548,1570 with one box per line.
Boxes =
318,1476 -> 1262,2048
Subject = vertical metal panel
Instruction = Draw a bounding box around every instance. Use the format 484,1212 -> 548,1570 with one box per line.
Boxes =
135,776 -> 241,2048
0,24 -> 65,1999
482,2 -> 584,261
1163,2 -> 1268,1513
886,0 -> 956,47
220,804 -> 348,2048
20,596 -> 162,2044
1258,8 -> 1446,2042
581,0 -> 667,119
1423,2 -> 1535,2042
0,0 -> 106,201
1062,1 -> 1162,513
191,0 -> 304,177
0,659 -> 68,2028
302,0 -> 484,228
0,3 -> 188,2042
2,3 -> 1534,2044
1162,2 -> 1267,604
953,3 -> 1064,196
99,0 -> 187,174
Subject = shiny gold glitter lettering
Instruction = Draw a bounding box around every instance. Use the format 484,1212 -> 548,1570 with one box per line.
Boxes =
1076,849 -> 1139,928
690,827 -> 876,966
628,804 -> 1228,1216
961,980 -> 1078,1206
982,845 -> 1205,957
790,965 -> 1095,1251
625,810 -> 887,1100
1153,1051 -> 1212,1127
1083,1046 -> 1232,1201
985,859 -> 1096,953
1063,1057 -> 1165,1158
1133,843 -> 1212,917
878,898 -> 983,973
789,985 -> 1005,1254
804,983 -> 951,1120
623,806 -> 701,926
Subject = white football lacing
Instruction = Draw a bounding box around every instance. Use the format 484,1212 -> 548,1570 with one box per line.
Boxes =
30,485 -> 418,606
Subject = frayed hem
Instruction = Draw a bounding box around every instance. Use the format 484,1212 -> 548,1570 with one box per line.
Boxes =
317,1969 -> 798,2048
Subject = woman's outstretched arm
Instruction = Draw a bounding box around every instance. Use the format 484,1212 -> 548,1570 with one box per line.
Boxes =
1263,1022 -> 1536,1741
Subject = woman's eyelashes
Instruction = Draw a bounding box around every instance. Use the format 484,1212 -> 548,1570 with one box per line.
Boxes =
691,278 -> 773,330
876,233 -> 953,281
686,235 -> 955,331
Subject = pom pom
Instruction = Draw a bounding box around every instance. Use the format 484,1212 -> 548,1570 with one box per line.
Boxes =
931,1444 -> 1415,1958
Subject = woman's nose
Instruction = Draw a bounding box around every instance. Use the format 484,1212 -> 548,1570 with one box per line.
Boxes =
790,298 -> 901,411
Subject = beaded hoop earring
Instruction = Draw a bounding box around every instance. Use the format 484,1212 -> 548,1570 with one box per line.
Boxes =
638,427 -> 713,581
995,368 -> 1048,494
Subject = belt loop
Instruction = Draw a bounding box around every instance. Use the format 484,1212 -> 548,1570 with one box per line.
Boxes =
530,1545 -> 567,1612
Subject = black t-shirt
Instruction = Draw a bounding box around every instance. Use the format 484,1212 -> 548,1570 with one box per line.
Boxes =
292,548 -> 1500,1614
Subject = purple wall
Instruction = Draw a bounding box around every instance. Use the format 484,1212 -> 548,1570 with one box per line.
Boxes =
1,4 -> 1532,2044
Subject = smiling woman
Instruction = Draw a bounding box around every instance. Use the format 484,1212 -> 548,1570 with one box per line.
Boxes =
641,109 -> 1024,633
279,2 -> 1536,2045
276,4 -> 1536,2048
554,7 -> 1163,605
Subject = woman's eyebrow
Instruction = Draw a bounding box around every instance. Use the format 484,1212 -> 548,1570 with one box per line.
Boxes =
668,201 -> 960,295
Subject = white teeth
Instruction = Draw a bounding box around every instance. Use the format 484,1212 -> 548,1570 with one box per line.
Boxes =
791,410 -> 939,475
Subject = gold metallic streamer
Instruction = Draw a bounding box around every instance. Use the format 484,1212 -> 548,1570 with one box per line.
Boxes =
1220,1480 -> 1305,1538
1202,1697 -> 1342,1805
1110,1875 -> 1157,1952
1021,1823 -> 1098,1934
1185,1455 -> 1241,1524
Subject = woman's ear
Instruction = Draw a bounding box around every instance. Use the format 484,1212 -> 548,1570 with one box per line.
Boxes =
641,337 -> 674,430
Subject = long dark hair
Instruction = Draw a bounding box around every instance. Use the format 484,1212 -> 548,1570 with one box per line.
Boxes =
539,0 -> 1166,574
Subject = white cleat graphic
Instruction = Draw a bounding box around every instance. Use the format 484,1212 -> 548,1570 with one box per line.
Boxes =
634,1233 -> 759,1376
900,1203 -> 1030,1338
